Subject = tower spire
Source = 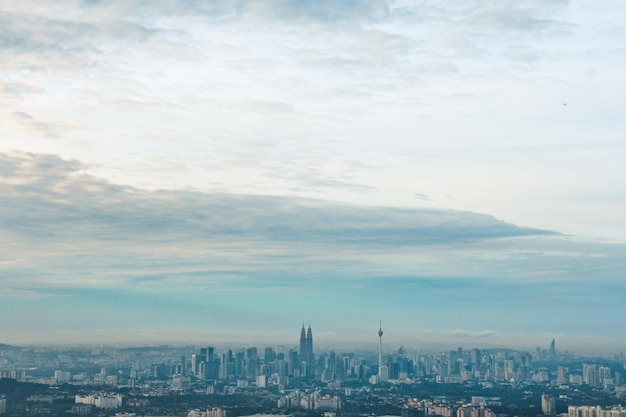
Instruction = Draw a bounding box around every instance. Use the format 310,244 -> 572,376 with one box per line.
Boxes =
378,320 -> 383,371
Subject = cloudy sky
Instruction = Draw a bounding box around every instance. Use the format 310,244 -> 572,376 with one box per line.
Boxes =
1,0 -> 625,351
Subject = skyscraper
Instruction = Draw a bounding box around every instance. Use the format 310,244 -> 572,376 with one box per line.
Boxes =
299,324 -> 307,371
306,324 -> 313,369
299,324 -> 314,377
542,393 -> 556,415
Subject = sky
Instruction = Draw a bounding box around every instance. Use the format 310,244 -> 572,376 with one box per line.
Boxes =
0,0 -> 625,352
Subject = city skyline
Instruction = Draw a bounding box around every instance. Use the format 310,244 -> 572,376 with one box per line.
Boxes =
2,332 -> 624,417
1,1 -> 625,351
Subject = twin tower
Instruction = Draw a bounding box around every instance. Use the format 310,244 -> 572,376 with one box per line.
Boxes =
297,322 -> 383,379
299,324 -> 314,376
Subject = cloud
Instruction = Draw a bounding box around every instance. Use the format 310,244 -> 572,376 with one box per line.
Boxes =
0,288 -> 56,300
0,0 -> 573,75
0,150 -> 567,292
0,151 -> 552,246
11,111 -> 69,138
2,149 -> 624,322
448,329 -> 497,339
0,2 -> 625,347
0,151 -> 623,346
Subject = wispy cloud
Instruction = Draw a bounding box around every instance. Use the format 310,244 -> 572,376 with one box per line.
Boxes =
1,152 -> 554,245
0,151 -> 562,289
3,150 -> 625,297
448,329 -> 497,339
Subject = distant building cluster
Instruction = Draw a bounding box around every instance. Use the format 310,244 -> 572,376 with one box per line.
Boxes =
583,364 -> 622,387
1,330 -> 625,394
568,406 -> 626,417
13,367 -> 120,387
172,374 -> 191,391
402,398 -> 494,417
277,390 -> 342,411
54,370 -> 71,384
179,325 -> 317,384
0,370 -> 26,381
92,368 -> 119,386
187,407 -> 227,417
456,404 -> 494,417
2,329 -> 626,417
162,324 -> 395,387
75,392 -> 123,409
403,398 -> 453,417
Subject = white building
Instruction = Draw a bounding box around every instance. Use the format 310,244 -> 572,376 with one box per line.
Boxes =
277,390 -> 341,411
188,408 -> 227,417
75,393 -> 122,409
569,406 -> 626,417
171,375 -> 191,391
54,370 -> 71,384
542,394 -> 556,415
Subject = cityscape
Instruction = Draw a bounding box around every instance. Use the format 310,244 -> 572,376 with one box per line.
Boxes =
1,325 -> 625,417
2,1 -> 626,417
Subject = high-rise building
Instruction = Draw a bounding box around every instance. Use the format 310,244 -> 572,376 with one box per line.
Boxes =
457,405 -> 493,417
298,324 -> 314,377
288,349 -> 299,377
584,363 -> 599,387
54,370 -> 71,384
191,354 -> 197,376
549,339 -> 557,361
306,325 -> 313,369
299,325 -> 307,367
542,394 -> 556,415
